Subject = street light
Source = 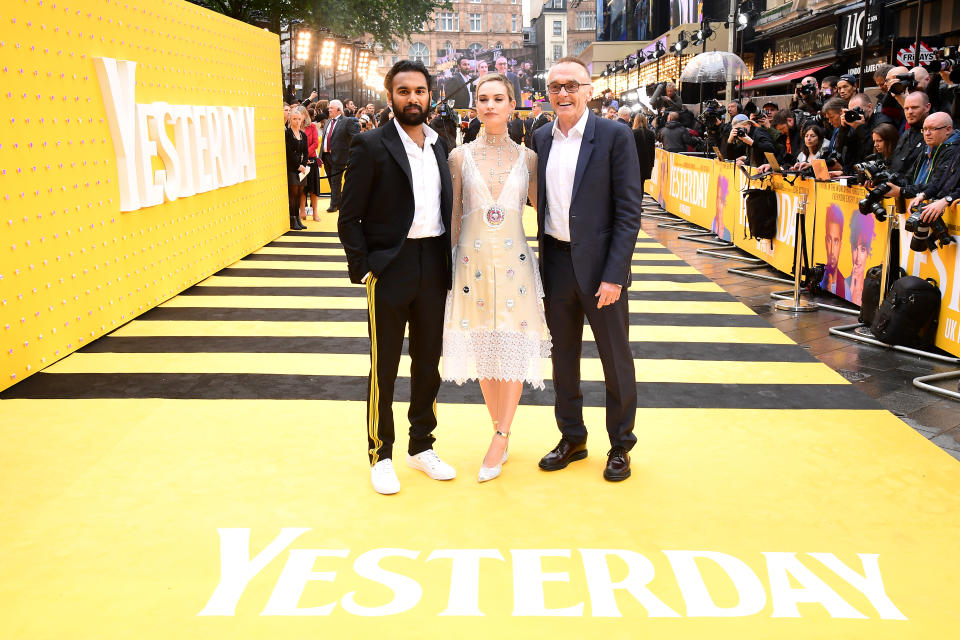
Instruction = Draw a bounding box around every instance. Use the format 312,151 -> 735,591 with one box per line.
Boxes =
295,30 -> 312,61
319,39 -> 336,66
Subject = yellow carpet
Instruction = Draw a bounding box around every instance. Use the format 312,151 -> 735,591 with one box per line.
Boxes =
1,206 -> 959,638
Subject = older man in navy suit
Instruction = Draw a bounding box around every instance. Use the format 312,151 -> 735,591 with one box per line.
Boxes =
532,57 -> 644,482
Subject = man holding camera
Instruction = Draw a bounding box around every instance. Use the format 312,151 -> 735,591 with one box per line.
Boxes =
790,76 -> 822,115
723,113 -> 776,167
771,110 -> 802,164
885,111 -> 958,206
835,94 -> 894,172
888,91 -> 931,178
906,112 -> 960,222
651,81 -> 682,113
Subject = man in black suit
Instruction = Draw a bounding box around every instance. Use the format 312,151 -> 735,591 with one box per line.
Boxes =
463,108 -> 481,143
339,60 -> 456,495
496,56 -> 523,105
532,57 -> 644,482
524,101 -> 548,147
443,57 -> 474,110
320,99 -> 360,212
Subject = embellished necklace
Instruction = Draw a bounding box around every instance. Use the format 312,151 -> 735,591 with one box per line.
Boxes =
478,130 -> 517,184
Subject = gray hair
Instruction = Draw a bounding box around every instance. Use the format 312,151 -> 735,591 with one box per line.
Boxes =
329,99 -> 344,111
618,106 -> 631,119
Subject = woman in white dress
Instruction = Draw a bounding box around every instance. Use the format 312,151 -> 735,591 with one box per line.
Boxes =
442,74 -> 552,482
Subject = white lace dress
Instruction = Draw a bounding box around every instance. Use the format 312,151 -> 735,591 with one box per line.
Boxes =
442,139 -> 552,389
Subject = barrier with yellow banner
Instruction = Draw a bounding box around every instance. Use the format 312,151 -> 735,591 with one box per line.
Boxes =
0,0 -> 284,391
648,153 -> 960,357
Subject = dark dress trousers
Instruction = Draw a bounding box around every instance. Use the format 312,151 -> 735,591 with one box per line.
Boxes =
321,115 -> 361,208
532,112 -> 644,450
339,123 -> 453,464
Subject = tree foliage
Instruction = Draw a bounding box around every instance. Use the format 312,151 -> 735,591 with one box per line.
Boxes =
189,0 -> 447,44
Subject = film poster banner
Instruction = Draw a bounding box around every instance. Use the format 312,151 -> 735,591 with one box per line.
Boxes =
896,208 -> 960,356
733,174 -> 815,275
661,153 -> 716,230
711,161 -> 740,242
810,182 -> 887,307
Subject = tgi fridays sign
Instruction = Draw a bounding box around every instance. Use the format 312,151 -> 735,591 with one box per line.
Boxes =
896,42 -> 936,67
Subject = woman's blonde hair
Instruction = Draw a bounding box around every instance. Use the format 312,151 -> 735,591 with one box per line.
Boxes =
475,73 -> 515,102
295,105 -> 310,125
632,113 -> 648,130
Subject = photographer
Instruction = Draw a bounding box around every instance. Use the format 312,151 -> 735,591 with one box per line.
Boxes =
658,111 -> 702,152
888,91 -> 931,176
697,99 -> 726,151
790,76 -> 822,115
821,98 -> 848,170
651,81 -> 683,113
771,110 -> 802,164
907,113 -> 960,222
886,111 -> 958,201
837,93 -> 894,171
907,66 -> 956,116
723,113 -> 776,167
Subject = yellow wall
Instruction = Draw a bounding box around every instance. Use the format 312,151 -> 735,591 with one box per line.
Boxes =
0,0 -> 285,391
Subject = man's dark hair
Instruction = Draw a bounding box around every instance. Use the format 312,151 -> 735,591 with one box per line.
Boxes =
822,76 -> 840,90
771,110 -> 792,127
384,60 -> 432,94
874,64 -> 894,83
822,97 -> 847,114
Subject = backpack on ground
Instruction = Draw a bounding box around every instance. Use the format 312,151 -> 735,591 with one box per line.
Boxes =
859,265 -> 906,326
870,276 -> 941,347
743,187 -> 778,242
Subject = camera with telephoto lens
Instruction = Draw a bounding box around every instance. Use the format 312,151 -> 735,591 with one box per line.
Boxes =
801,264 -> 825,293
926,46 -> 960,72
698,99 -> 724,126
855,160 -> 894,220
905,205 -> 955,252
890,73 -> 917,95
844,106 -> 865,123
735,125 -> 749,138
798,83 -> 817,99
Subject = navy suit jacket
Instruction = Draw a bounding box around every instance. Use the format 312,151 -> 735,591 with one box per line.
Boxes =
532,111 -> 644,294
338,123 -> 453,286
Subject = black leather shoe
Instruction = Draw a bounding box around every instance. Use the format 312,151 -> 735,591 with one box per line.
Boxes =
326,206 -> 337,212
603,446 -> 631,482
539,439 -> 587,471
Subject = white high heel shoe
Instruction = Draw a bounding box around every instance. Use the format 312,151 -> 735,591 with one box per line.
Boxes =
479,429 -> 509,483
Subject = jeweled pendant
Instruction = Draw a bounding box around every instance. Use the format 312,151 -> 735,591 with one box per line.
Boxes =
484,205 -> 505,229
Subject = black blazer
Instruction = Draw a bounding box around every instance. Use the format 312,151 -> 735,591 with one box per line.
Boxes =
321,116 -> 361,166
444,73 -> 473,110
338,123 -> 453,287
533,112 -> 644,294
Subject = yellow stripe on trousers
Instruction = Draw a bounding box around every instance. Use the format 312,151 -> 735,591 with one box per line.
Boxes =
366,275 -> 382,465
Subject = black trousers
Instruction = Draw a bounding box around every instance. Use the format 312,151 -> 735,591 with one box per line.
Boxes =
542,236 -> 637,450
365,236 -> 448,464
322,153 -> 344,208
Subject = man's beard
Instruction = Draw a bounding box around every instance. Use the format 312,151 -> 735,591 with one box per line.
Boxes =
394,103 -> 428,127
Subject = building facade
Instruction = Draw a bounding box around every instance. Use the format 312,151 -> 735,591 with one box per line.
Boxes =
528,0 -> 598,71
376,0 -> 525,77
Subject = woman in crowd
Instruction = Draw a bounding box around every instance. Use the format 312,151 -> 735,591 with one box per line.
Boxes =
285,108 -> 309,230
791,124 -> 829,170
870,123 -> 899,163
300,106 -> 321,223
632,113 -> 655,198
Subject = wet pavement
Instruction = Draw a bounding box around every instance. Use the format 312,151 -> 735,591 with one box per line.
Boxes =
641,198 -> 960,461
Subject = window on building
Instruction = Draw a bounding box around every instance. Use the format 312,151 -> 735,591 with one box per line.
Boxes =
553,21 -> 562,36
444,41 -> 454,56
469,42 -> 484,56
576,11 -> 595,30
409,42 -> 430,66
544,0 -> 564,8
512,14 -> 518,32
572,40 -> 589,56
438,12 -> 458,31
470,13 -> 482,32
470,0 -> 481,3
553,44 -> 562,60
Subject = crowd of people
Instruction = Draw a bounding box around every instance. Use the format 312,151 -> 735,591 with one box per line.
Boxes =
642,62 -> 960,226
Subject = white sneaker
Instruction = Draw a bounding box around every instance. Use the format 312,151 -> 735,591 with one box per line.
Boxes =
371,459 -> 401,495
407,449 -> 456,480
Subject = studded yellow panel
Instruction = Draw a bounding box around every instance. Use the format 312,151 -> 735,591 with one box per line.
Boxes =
0,0 -> 285,391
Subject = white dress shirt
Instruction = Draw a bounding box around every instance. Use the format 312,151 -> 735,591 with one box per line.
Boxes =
394,119 -> 444,238
544,108 -> 589,242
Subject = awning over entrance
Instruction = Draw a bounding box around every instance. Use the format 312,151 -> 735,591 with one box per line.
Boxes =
741,64 -> 830,90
